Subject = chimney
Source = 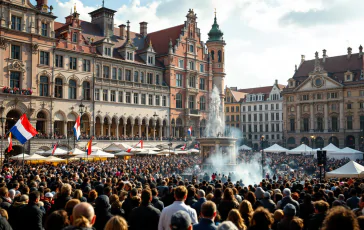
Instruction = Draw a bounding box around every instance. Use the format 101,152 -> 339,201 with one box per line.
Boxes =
300,54 -> 305,64
322,49 -> 327,63
359,45 -> 363,58
126,20 -> 130,41
347,47 -> 352,59
139,22 -> 148,37
118,24 -> 126,40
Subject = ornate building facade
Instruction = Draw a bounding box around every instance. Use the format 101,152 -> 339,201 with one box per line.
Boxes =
283,48 -> 364,150
0,0 -> 226,150
224,87 -> 245,130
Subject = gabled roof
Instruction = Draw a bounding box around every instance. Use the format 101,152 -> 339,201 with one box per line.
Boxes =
147,25 -> 184,55
229,89 -> 246,102
238,86 -> 273,95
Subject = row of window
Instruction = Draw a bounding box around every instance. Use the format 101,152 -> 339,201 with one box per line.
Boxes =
175,94 -> 206,110
288,102 -> 364,113
242,104 -> 280,112
242,113 -> 281,122
178,59 -> 205,72
247,134 -> 280,141
225,115 -> 240,122
242,124 -> 281,133
94,89 -> 167,106
225,106 -> 240,113
11,15 -> 49,37
289,116 -> 364,132
176,74 -> 206,90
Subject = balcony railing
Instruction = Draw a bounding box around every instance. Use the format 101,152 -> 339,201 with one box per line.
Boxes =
313,129 -> 324,132
300,129 -> 309,133
2,87 -> 33,95
328,129 -> 339,132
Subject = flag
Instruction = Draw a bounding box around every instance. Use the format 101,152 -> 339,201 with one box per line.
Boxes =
7,133 -> 13,153
51,142 -> 58,155
181,144 -> 186,150
86,136 -> 93,155
136,140 -> 143,149
73,116 -> 81,140
194,143 -> 199,149
9,114 -> 37,144
126,147 -> 132,153
187,126 -> 192,136
127,140 -> 143,153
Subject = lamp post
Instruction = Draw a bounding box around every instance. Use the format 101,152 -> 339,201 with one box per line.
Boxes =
261,135 -> 265,179
310,135 -> 315,156
153,112 -> 158,140
0,105 -> 5,166
79,101 -> 85,135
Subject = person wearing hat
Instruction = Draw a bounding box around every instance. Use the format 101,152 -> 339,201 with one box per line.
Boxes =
277,203 -> 297,230
260,192 -> 276,213
170,210 -> 192,230
94,195 -> 113,230
43,192 -> 54,216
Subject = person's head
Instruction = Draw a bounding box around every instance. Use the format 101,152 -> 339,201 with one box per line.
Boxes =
227,209 -> 246,230
283,203 -> 296,218
19,194 -> 29,203
89,190 -> 98,200
61,184 -> 72,196
223,188 -> 235,201
239,200 -> 253,215
174,186 -> 188,201
170,210 -> 192,230
71,202 -> 96,228
95,195 -> 111,210
0,209 -> 8,220
65,199 -> 81,217
45,210 -> 70,230
200,201 -> 217,219
29,191 -> 40,204
357,216 -> 364,230
283,188 -> 291,197
0,187 -> 8,197
273,209 -> 284,222
290,218 -> 304,230
321,206 -> 359,230
217,221 -> 238,230
141,189 -> 152,205
197,189 -> 205,199
73,189 -> 83,200
250,207 -> 274,228
314,200 -> 329,214
104,216 -> 128,230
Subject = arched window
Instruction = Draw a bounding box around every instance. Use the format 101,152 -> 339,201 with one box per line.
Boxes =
200,96 -> 206,111
287,137 -> 296,145
39,76 -> 49,96
211,50 -> 215,60
55,78 -> 63,98
176,93 -> 182,108
218,50 -> 222,62
83,81 -> 91,100
69,79 -> 77,99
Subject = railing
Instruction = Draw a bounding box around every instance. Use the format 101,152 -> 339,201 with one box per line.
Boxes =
314,129 -> 324,132
188,109 -> 200,115
328,129 -> 339,132
300,129 -> 309,133
287,130 -> 295,133
2,87 -> 33,95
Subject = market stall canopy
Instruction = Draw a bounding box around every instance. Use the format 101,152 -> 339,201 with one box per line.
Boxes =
115,143 -> 132,151
69,148 -> 86,155
287,144 -> 313,155
238,145 -> 252,151
10,153 -> 29,160
34,149 -> 45,154
24,154 -> 47,161
326,161 -> 364,178
322,143 -> 341,153
44,156 -> 66,162
158,149 -> 176,155
328,147 -> 364,160
114,151 -> 134,156
175,150 -> 188,154
338,147 -> 363,154
103,143 -> 122,152
75,150 -> 115,158
188,149 -> 200,153
263,144 -> 288,153
136,149 -> 159,155
44,148 -> 68,155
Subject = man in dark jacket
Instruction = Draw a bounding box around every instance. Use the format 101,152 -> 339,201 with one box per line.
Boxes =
277,204 -> 297,230
18,191 -> 43,230
192,190 -> 207,217
52,183 -> 72,211
260,192 -> 276,213
122,188 -> 138,219
94,195 -> 113,230
308,200 -> 329,230
280,188 -> 300,216
151,188 -> 164,211
0,187 -> 12,211
129,189 -> 161,230
193,201 -> 217,230
8,195 -> 28,230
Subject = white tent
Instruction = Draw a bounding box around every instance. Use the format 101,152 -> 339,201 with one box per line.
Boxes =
263,144 -> 288,153
287,144 -> 313,155
322,143 -> 341,153
188,149 -> 200,153
116,143 -> 132,151
75,150 -> 115,158
69,148 -> 86,155
136,149 -> 159,155
175,150 -> 188,154
10,153 -> 29,160
44,156 -> 66,162
44,148 -> 68,155
34,149 -> 45,154
114,151 -> 134,156
158,149 -> 176,155
103,143 -> 122,152
238,145 -> 252,151
326,161 -> 364,178
24,154 -> 46,161
329,147 -> 363,160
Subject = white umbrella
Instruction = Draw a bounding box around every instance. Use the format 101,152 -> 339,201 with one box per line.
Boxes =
238,145 -> 252,151
114,151 -> 134,156
10,153 -> 29,160
24,154 -> 46,161
44,148 -> 68,155
44,156 -> 66,162
69,148 -> 86,155
188,149 -> 200,153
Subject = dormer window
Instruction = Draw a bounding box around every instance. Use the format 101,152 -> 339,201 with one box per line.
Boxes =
148,56 -> 154,65
41,23 -> 48,37
72,32 -> 78,43
127,52 -> 133,61
345,71 -> 353,82
104,47 -> 112,57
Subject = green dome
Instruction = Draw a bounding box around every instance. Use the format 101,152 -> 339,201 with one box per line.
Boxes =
207,15 -> 223,42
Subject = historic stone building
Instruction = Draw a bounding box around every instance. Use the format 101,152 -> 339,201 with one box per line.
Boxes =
283,48 -> 364,150
0,0 -> 225,153
239,81 -> 285,150
224,87 -> 245,130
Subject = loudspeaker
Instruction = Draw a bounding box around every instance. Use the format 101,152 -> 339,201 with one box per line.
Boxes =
317,150 -> 327,166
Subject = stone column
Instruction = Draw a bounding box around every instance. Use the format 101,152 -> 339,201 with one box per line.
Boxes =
131,122 -> 134,139
153,124 -> 156,140
116,122 -> 119,139
324,103 -> 328,132
296,104 -> 301,133
64,122 -> 68,138
310,103 -> 314,132
339,102 -> 344,131
139,124 -> 142,139
146,125 -> 149,140
159,125 -> 163,140
108,124 -> 111,136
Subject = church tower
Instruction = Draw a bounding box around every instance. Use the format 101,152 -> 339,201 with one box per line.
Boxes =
205,10 -> 226,109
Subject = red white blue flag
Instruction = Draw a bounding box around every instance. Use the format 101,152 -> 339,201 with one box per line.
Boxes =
9,114 -> 37,144
73,116 -> 81,140
188,126 -> 192,136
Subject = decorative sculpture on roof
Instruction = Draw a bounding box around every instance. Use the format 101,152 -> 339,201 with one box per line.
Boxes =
313,51 -> 324,73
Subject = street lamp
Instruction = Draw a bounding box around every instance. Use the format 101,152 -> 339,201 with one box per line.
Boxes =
79,101 -> 85,136
0,105 -> 5,166
260,135 -> 265,179
310,135 -> 315,154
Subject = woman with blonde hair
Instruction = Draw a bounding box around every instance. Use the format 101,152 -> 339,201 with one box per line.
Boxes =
239,200 -> 254,228
227,209 -> 247,230
73,189 -> 87,202
248,207 -> 274,230
104,216 -> 128,230
65,199 -> 81,218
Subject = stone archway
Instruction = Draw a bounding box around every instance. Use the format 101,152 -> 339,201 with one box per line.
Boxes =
346,135 -> 355,149
81,114 -> 90,136
315,137 -> 324,149
300,137 -> 309,145
329,136 -> 339,147
5,109 -> 21,133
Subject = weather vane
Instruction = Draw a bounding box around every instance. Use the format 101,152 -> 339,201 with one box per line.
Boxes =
214,8 -> 216,17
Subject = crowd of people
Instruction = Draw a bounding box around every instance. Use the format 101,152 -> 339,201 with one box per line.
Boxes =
0,153 -> 361,230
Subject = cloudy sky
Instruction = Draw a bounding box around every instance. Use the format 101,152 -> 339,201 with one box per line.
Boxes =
38,0 -> 364,88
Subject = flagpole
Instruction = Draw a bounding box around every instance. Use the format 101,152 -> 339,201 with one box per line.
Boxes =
22,143 -> 25,171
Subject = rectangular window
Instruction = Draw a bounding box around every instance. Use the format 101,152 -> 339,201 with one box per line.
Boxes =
271,124 -> 274,132
303,118 -> 309,132
360,90 -> 364,97
149,95 -> 153,105
72,32 -> 77,42
347,103 -> 352,109
118,91 -> 123,102
254,105 -> 257,111
265,113 -> 268,121
127,52 -> 133,60
226,116 -> 230,122
265,104 -> 268,110
179,59 -> 184,68
271,113 -> 274,121
134,71 -> 139,82
242,115 -> 246,122
156,95 -> 160,106
290,118 -> 295,131
176,74 -> 182,87
95,89 -> 100,101
189,61 -> 194,70
112,68 -> 117,79
148,56 -> 154,64
271,104 -> 274,110
188,95 -> 194,109
141,94 -> 146,105
69,57 -> 77,70
147,73 -> 153,84
276,113 -> 279,120
248,114 -> 251,122
259,114 -> 263,121
331,117 -> 338,131
118,69 -> 122,80
231,115 -> 235,122
236,106 -> 239,112
276,124 -> 279,132
96,65 -> 100,78
11,15 -> 22,31
248,106 -> 251,111
254,125 -> 257,132
347,116 -> 353,129
189,76 -> 195,88
226,107 -> 229,113
125,70 -> 131,81
189,44 -> 194,53
134,93 -> 138,104
162,96 -> 167,106
254,114 -> 257,121
83,59 -> 91,72
302,95 -> 309,101
102,89 -> 108,101
55,55 -> 63,68
259,105 -> 262,111
156,75 -> 160,85
243,106 -> 245,112
236,115 -> 239,121
41,23 -> 48,36
126,92 -> 131,103
328,92 -> 338,99
231,107 -> 235,112
10,72 -> 20,88
11,45 -> 21,60
40,51 -> 49,65
265,124 -> 269,132
103,66 -> 110,78
347,91 -> 351,97
110,90 -> 116,102
200,64 -> 204,72
140,72 -> 144,83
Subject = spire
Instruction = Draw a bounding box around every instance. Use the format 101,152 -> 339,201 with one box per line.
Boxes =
149,39 -> 152,47
74,3 -> 76,13
102,0 -> 105,7
207,9 -> 223,42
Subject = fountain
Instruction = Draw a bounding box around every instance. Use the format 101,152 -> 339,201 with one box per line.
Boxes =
197,86 -> 237,172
